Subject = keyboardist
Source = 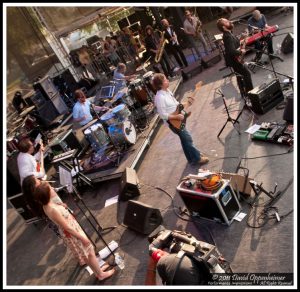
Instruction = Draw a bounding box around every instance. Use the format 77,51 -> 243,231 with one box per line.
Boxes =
247,10 -> 275,59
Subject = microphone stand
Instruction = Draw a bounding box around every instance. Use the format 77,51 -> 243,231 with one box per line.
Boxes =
67,185 -> 117,258
90,103 -> 101,120
216,89 -> 241,138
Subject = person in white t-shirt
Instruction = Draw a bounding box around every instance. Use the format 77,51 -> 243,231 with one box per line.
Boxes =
152,73 -> 209,165
17,138 -> 45,185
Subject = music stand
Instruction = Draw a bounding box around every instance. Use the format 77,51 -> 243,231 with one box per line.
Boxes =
56,157 -> 117,257
216,89 -> 241,137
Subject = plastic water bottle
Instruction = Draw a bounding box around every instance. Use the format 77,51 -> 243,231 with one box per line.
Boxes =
276,43 -> 282,55
115,252 -> 125,270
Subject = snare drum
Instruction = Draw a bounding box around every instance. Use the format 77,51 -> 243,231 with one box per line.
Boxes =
84,123 -> 110,151
108,120 -> 136,146
100,111 -> 117,127
111,104 -> 131,122
142,71 -> 156,94
128,79 -> 148,106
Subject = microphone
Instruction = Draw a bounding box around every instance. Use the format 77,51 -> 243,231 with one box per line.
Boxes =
54,184 -> 69,192
231,19 -> 241,24
248,24 -> 261,31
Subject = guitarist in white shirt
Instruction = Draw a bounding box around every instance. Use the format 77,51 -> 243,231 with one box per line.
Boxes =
216,18 -> 254,97
152,73 -> 209,165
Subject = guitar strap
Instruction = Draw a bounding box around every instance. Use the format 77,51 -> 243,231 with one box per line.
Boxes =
167,120 -> 182,134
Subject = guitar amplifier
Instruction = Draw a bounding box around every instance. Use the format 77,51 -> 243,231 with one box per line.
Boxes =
248,79 -> 284,114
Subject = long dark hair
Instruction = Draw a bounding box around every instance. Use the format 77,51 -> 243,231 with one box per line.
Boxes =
34,182 -> 52,207
22,175 -> 44,217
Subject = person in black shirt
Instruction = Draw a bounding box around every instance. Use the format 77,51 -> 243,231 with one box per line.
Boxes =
144,25 -> 173,78
216,18 -> 254,97
12,91 -> 27,113
161,19 -> 188,68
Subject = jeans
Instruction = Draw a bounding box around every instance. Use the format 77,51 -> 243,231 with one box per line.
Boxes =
169,126 -> 200,164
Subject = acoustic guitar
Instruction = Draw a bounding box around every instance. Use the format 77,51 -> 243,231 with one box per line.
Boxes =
168,81 -> 203,131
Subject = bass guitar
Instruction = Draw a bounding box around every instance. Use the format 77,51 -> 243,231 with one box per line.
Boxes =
168,81 -> 203,131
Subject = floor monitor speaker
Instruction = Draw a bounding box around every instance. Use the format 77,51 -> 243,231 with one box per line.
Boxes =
201,50 -> 222,68
123,200 -> 162,234
281,33 -> 293,54
119,167 -> 141,201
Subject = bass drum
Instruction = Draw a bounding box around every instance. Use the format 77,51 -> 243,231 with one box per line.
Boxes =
108,121 -> 136,146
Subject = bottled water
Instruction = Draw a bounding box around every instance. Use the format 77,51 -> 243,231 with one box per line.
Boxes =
115,252 -> 125,270
276,43 -> 282,55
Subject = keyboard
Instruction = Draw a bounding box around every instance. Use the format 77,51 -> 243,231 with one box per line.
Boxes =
52,149 -> 76,163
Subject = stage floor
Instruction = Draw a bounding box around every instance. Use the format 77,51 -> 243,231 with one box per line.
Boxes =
6,8 -> 295,287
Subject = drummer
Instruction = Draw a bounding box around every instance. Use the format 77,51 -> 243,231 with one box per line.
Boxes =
113,63 -> 138,92
73,89 -> 109,127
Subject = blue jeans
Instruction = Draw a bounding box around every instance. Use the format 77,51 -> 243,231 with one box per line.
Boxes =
169,126 -> 200,164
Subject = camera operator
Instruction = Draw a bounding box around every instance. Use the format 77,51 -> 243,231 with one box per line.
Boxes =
148,248 -> 210,285
147,227 -> 227,285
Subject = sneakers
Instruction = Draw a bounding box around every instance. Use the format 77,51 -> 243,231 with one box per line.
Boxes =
198,156 -> 209,165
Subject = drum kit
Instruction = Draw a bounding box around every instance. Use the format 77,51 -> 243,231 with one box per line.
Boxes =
84,69 -> 156,158
84,103 -> 137,155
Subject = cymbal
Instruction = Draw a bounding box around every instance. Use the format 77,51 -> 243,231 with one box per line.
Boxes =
136,61 -> 151,72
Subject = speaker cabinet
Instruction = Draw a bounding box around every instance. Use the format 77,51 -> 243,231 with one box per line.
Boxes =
182,61 -> 203,81
8,193 -> 42,224
30,91 -> 47,109
123,200 -> 163,234
283,95 -> 293,123
281,33 -> 293,54
36,100 -> 60,127
248,79 -> 284,114
7,152 -> 21,197
33,75 -> 59,100
201,50 -> 222,68
52,69 -> 79,95
33,75 -> 68,114
119,168 -> 141,201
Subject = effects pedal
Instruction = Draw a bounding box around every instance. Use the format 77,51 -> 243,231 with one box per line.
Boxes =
267,127 -> 279,140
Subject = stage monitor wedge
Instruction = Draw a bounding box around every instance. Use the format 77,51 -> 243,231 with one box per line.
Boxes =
123,200 -> 162,234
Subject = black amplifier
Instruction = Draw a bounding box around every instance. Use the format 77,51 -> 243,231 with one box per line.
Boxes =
248,79 -> 284,114
8,193 -> 42,224
201,50 -> 222,68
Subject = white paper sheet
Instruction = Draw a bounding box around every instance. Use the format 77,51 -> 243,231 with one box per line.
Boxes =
245,124 -> 261,134
104,195 -> 119,207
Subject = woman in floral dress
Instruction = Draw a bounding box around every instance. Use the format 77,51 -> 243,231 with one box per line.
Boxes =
34,181 -> 115,282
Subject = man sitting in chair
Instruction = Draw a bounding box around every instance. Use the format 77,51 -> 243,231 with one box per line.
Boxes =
247,10 -> 275,61
72,89 -> 108,127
